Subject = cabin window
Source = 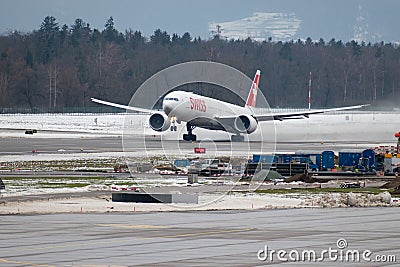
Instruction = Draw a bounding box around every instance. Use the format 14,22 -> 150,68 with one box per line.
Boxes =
164,98 -> 179,101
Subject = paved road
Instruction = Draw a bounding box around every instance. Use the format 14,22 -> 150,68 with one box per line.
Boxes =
0,208 -> 399,266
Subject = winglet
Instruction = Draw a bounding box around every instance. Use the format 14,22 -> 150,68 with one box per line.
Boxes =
245,70 -> 260,108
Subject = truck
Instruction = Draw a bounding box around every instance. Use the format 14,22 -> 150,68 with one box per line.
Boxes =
380,154 -> 400,174
188,158 -> 232,176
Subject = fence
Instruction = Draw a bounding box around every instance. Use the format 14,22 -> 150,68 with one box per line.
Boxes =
0,106 -> 123,114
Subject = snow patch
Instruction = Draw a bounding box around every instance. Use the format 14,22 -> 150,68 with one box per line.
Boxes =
209,12 -> 301,41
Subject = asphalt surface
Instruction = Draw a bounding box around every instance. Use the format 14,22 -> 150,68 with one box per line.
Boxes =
1,132 -> 398,266
0,136 -> 122,155
0,208 -> 399,266
0,134 -> 379,156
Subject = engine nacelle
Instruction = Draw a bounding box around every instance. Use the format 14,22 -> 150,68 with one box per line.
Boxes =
234,114 -> 258,134
149,112 -> 171,132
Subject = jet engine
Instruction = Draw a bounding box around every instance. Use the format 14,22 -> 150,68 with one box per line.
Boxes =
149,112 -> 171,132
234,114 -> 258,134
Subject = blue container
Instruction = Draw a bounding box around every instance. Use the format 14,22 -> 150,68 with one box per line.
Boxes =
339,152 -> 361,167
252,154 -> 277,164
361,149 -> 375,167
322,151 -> 335,169
280,154 -> 293,163
174,159 -> 190,167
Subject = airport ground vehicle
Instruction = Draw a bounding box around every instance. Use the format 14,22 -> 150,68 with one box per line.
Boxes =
340,182 -> 361,189
338,149 -> 375,172
188,159 -> 232,176
251,153 -> 332,173
247,149 -> 378,178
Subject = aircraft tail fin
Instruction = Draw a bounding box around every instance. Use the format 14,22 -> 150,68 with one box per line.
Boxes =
245,70 -> 260,108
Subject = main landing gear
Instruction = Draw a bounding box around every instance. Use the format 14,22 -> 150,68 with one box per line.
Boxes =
183,122 -> 197,141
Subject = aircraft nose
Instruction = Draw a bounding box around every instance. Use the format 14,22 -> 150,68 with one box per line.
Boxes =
163,101 -> 173,115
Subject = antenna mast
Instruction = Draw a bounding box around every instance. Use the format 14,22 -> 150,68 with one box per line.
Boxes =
308,72 -> 312,111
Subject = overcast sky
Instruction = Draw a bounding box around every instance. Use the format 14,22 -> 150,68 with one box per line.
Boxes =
1,0 -> 399,42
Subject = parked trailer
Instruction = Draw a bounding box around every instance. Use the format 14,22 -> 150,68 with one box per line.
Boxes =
253,153 -> 319,172
361,149 -> 375,169
338,150 -> 376,172
243,162 -> 307,178
338,152 -> 362,170
321,151 -> 335,170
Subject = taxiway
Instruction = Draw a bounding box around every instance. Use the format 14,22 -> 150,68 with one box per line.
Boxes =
0,208 -> 398,266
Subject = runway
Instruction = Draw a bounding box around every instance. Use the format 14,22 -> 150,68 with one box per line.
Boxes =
0,133 -> 382,157
0,136 -> 122,155
0,208 -> 398,266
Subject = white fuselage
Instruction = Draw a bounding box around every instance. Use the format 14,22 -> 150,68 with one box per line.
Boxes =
162,91 -> 254,133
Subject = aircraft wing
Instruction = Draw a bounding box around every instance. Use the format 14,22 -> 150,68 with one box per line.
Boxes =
91,98 -> 153,114
215,104 -> 369,121
255,104 -> 370,121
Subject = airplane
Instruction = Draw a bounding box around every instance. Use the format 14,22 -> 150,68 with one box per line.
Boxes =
91,70 -> 369,142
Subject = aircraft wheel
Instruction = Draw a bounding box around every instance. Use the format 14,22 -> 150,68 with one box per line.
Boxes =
183,134 -> 189,141
231,135 -> 244,142
183,134 -> 196,141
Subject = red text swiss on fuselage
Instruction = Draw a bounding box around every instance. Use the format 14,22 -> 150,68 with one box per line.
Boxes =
189,97 -> 206,112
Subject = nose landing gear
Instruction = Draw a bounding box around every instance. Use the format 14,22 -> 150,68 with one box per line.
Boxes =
183,122 -> 197,141
170,119 -> 177,131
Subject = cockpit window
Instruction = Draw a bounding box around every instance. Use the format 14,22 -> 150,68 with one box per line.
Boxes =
164,97 -> 179,101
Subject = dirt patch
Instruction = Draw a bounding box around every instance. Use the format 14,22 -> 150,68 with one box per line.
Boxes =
285,173 -> 328,183
380,177 -> 400,189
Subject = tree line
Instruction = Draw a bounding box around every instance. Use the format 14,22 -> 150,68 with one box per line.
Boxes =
0,16 -> 399,111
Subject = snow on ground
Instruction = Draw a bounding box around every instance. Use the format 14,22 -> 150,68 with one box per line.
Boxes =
0,193 -> 303,214
0,182 -> 112,198
0,152 -> 127,162
0,113 -> 121,133
0,113 -> 148,137
1,111 -> 399,142
2,191 -> 398,214
209,12 -> 301,42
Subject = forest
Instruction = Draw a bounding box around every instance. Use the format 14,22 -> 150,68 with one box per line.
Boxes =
0,16 -> 399,112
